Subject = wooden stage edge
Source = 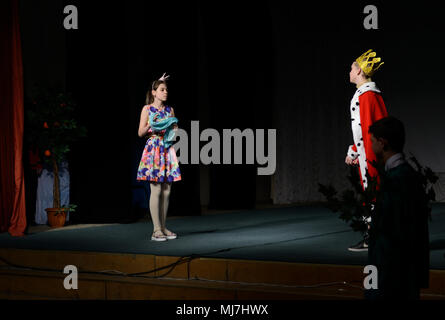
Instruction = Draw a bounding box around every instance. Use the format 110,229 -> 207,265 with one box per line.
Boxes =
0,248 -> 444,300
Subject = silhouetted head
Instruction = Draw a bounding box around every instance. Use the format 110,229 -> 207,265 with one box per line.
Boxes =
369,116 -> 405,159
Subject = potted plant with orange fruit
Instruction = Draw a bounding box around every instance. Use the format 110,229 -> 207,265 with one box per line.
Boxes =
25,87 -> 86,228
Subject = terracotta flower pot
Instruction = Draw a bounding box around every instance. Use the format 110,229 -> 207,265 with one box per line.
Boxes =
45,208 -> 69,228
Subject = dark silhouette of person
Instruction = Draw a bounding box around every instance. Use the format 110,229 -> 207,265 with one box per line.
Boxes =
365,116 -> 430,299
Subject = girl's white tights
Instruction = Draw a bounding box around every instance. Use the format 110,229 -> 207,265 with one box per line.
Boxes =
149,183 -> 171,233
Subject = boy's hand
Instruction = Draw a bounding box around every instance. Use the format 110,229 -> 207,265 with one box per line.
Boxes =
345,156 -> 359,165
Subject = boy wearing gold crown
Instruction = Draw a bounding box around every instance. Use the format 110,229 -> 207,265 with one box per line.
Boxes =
345,49 -> 388,252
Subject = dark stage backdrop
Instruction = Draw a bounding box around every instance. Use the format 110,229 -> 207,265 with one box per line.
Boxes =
65,1 -> 204,222
19,1 -> 445,224
268,2 -> 445,203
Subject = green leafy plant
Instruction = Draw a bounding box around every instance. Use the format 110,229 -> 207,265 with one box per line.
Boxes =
318,166 -> 377,234
25,86 -> 87,210
318,155 -> 438,234
406,153 -> 438,221
52,204 -> 78,216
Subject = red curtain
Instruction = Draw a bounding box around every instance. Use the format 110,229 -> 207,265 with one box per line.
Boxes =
0,0 -> 27,236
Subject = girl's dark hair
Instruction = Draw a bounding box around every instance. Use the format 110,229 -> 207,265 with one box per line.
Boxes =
145,80 -> 167,105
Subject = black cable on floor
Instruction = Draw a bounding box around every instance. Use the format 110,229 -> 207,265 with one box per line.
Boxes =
0,229 -> 353,279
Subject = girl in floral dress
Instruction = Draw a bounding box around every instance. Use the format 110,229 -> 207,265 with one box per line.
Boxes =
137,74 -> 181,241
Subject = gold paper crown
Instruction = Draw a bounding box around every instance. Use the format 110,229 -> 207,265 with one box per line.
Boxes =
355,49 -> 384,77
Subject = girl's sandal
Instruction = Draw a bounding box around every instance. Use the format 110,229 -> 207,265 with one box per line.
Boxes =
162,228 -> 177,240
151,229 -> 167,242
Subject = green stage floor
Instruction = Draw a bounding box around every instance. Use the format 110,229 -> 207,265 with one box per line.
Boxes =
1,204 -> 445,269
